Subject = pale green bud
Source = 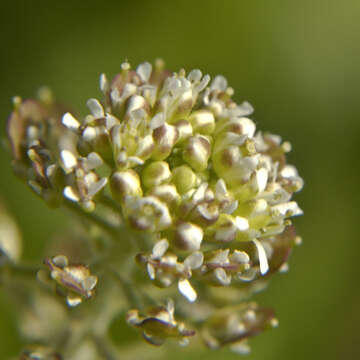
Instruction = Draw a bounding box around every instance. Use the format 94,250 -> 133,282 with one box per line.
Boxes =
171,165 -> 197,194
141,161 -> 171,189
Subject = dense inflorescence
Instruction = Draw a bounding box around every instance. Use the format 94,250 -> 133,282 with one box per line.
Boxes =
5,60 -> 303,356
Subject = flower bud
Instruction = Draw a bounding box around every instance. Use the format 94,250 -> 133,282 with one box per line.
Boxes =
110,170 -> 142,202
174,119 -> 193,143
174,222 -> 203,251
183,135 -> 211,172
126,300 -> 195,346
152,123 -> 179,160
43,255 -> 98,307
125,196 -> 172,231
141,161 -> 171,189
171,165 -> 197,194
189,110 -> 215,134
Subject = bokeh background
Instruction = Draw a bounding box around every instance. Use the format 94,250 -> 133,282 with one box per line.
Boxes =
0,0 -> 359,359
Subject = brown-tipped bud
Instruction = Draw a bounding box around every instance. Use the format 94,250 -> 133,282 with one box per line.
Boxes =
174,222 -> 203,251
174,119 -> 193,143
148,184 -> 180,208
189,110 -> 215,134
152,123 -> 179,160
110,170 -> 142,202
141,161 -> 171,189
183,135 -> 211,172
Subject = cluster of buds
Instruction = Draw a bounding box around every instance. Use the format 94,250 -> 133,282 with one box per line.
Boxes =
6,60 -> 303,355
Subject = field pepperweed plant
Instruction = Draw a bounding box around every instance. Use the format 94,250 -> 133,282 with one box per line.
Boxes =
3,60 -> 303,359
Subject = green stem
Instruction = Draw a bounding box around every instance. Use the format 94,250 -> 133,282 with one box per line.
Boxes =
99,194 -> 124,217
7,262 -> 39,277
108,266 -> 143,309
63,200 -> 120,238
92,335 -> 119,360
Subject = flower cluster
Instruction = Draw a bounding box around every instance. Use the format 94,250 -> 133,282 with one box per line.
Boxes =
126,299 -> 195,346
6,60 -> 303,356
39,255 -> 98,307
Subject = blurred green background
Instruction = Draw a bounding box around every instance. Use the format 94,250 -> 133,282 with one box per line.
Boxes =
0,0 -> 359,359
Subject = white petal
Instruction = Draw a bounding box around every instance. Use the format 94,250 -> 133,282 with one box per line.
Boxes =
210,249 -> 229,265
105,114 -> 118,129
110,88 -> 121,104
62,112 -> 80,130
178,279 -> 197,302
271,201 -> 303,217
150,113 -> 165,129
111,124 -> 121,149
235,216 -> 249,231
82,275 -> 98,291
230,250 -> 250,264
215,179 -> 227,197
53,255 -> 68,267
222,200 -> 238,214
252,239 -> 269,275
46,164 -> 56,178
230,342 -> 251,355
211,75 -> 227,91
60,150 -> 77,170
238,268 -> 258,282
82,126 -> 97,142
152,239 -> 169,259
127,95 -> 145,113
135,134 -> 154,157
99,73 -> 109,93
122,83 -> 137,99
166,298 -> 175,317
256,168 -> 268,193
136,62 -> 152,82
87,178 -> 108,197
214,267 -> 231,285
187,69 -> 202,82
235,101 -> 254,116
147,263 -> 156,280
127,156 -> 144,165
86,152 -> 103,170
192,183 -> 208,203
238,117 -> 256,137
184,251 -> 204,269
280,165 -> 299,178
195,74 -> 210,92
87,98 -> 104,118
64,186 -> 80,202
67,295 -> 82,307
